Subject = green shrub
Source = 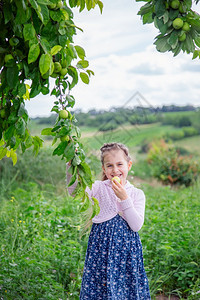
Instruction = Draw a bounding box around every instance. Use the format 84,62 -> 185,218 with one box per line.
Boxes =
165,130 -> 185,141
0,147 -> 66,198
147,140 -> 199,186
182,127 -> 199,137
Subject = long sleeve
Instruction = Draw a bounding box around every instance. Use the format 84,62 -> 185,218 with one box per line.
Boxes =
117,189 -> 145,232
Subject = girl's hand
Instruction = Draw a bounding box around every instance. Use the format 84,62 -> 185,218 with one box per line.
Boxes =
112,179 -> 128,201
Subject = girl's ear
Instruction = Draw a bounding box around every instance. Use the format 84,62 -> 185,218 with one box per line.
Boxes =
128,161 -> 132,171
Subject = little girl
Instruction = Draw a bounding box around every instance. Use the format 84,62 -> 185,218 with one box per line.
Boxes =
67,142 -> 151,299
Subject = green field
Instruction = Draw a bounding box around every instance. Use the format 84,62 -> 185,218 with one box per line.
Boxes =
0,112 -> 199,299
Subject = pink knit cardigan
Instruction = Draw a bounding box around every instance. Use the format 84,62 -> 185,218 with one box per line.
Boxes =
67,171 -> 146,232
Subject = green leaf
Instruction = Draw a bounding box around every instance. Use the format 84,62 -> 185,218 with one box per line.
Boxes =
73,186 -> 85,200
39,53 -> 52,75
68,66 -> 78,89
97,0 -> 103,13
51,45 -> 62,55
90,197 -> 100,219
41,128 -> 55,135
77,60 -> 89,68
0,148 -> 7,160
155,17 -> 168,35
64,142 -> 75,161
80,72 -> 89,84
192,50 -> 199,59
72,154 -> 82,166
194,36 -> 200,48
18,103 -> 28,117
143,12 -> 154,25
80,194 -> 91,212
15,118 -> 26,137
169,8 -> 179,20
40,37 -> 51,53
28,43 -> 40,64
168,30 -> 179,49
6,65 -> 19,89
138,3 -> 154,16
68,44 -> 77,59
74,45 -> 86,59
37,0 -> 51,4
3,3 -> 13,24
155,0 -> 166,18
29,0 -> 38,9
32,136 -> 43,156
23,24 -> 36,41
184,33 -> 195,53
68,170 -> 77,187
154,35 -> 171,52
4,126 -> 15,141
53,141 -> 68,156
10,149 -> 17,166
39,4 -> 50,25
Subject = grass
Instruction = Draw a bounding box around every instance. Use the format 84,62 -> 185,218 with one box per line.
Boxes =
1,116 -> 200,299
141,183 -> 200,299
0,146 -> 200,299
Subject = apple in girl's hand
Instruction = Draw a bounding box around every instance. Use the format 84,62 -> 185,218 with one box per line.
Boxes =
112,176 -> 121,183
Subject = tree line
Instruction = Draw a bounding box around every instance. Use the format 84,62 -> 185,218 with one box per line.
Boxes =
33,104 -> 199,131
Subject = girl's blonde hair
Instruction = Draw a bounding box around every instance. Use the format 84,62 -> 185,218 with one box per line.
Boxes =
100,142 -> 131,181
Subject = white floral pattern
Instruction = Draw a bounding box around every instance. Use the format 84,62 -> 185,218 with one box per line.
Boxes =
80,215 -> 151,299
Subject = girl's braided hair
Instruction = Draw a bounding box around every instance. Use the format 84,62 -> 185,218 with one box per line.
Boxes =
100,142 -> 131,181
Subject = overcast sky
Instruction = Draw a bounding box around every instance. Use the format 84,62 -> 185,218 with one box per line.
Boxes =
26,0 -> 200,117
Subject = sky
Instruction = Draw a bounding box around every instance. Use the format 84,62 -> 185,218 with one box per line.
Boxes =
25,0 -> 200,117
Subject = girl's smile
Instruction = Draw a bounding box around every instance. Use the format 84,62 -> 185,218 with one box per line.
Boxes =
102,149 -> 132,186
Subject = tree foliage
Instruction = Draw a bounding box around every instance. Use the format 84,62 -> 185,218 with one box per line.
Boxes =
137,0 -> 200,57
0,0 -> 102,214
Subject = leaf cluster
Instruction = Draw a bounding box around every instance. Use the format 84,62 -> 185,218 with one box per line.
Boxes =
137,0 -> 200,57
0,0 -> 102,215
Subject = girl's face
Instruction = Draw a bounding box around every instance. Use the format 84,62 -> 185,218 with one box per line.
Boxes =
102,149 -> 132,186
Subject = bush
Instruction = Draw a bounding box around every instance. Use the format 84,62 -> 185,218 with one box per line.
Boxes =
182,127 -> 199,137
165,130 -> 185,141
147,140 -> 199,186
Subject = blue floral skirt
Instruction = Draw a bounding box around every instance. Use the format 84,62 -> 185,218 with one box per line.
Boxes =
80,214 -> 151,299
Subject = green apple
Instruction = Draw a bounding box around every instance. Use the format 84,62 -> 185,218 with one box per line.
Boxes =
9,37 -> 19,47
5,54 -> 14,63
60,68 -> 68,76
112,176 -> 121,183
173,18 -> 183,29
182,22 -> 190,32
179,32 -> 186,41
59,109 -> 68,119
60,135 -> 69,142
170,0 -> 180,9
54,62 -> 62,73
